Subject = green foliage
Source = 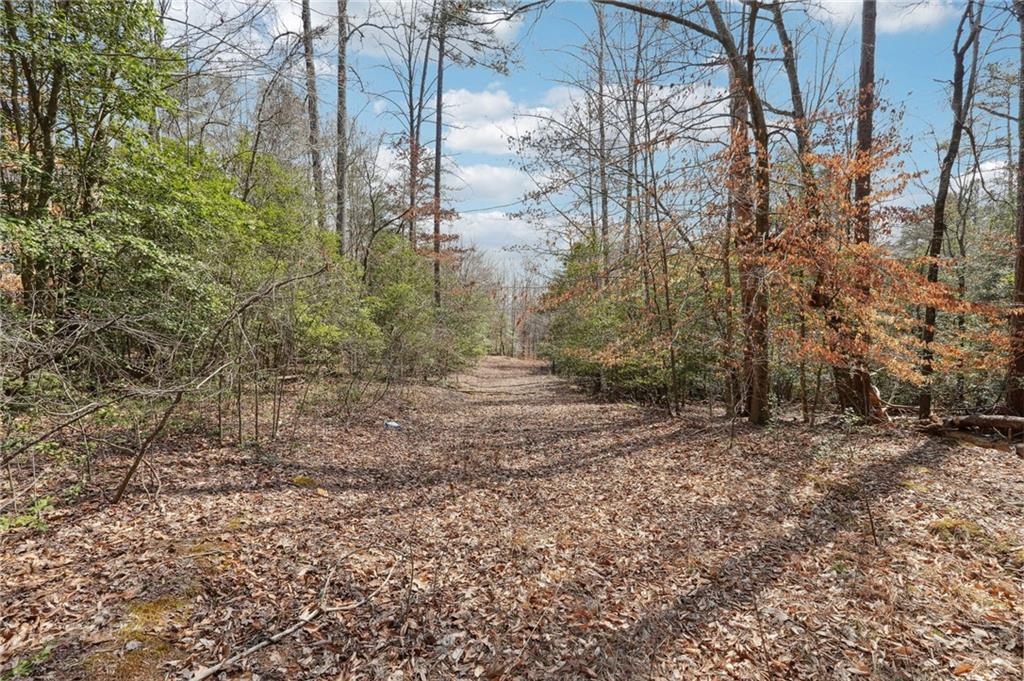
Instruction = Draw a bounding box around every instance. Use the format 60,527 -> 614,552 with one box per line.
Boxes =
0,0 -> 500,512
0,497 -> 53,534
0,645 -> 53,680
362,234 -> 491,377
542,241 -> 718,405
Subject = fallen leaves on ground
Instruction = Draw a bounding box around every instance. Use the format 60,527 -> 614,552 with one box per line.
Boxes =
1,357 -> 1022,679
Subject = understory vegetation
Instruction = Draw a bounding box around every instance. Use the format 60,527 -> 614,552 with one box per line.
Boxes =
524,0 -> 1022,426
1,1 -> 494,506
1,1 -> 1023,680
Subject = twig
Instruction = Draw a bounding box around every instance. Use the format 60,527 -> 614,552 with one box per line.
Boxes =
864,497 -> 880,548
322,558 -> 400,612
189,546 -> 405,680
171,549 -> 227,562
751,590 -> 773,671
189,607 -> 322,681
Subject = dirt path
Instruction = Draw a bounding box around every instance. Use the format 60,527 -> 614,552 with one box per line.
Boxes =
2,357 -> 1022,679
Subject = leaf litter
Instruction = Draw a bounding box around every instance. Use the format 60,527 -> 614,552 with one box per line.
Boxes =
1,357 -> 1022,679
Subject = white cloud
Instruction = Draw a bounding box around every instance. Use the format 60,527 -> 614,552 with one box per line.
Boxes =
447,88 -> 517,121
273,0 -> 304,37
541,85 -> 581,110
373,143 -> 404,186
478,9 -> 524,45
445,86 -> 560,155
448,122 -> 522,155
446,86 -> 522,154
453,211 -> 538,252
456,164 -> 532,204
808,1 -> 959,33
954,158 -> 1009,192
346,1 -> 524,59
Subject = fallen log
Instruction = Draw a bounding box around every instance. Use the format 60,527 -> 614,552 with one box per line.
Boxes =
942,414 -> 1024,433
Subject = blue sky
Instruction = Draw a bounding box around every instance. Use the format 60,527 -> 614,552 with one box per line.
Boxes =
172,1 -> 1003,268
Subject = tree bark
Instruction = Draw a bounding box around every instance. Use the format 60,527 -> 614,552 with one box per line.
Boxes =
942,414 -> 1024,432
847,0 -> 887,423
433,4 -> 446,306
919,1 -> 981,419
595,4 -> 610,279
409,1 -> 437,248
301,0 -> 326,232
725,67 -> 750,417
622,16 -> 643,257
336,0 -> 349,254
1008,1 -> 1024,414
708,0 -> 770,425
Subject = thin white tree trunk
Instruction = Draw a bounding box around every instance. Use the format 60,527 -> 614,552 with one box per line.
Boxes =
336,0 -> 348,254
301,0 -> 326,232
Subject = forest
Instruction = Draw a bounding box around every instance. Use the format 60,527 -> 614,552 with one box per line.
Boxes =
1,0 -> 1022,679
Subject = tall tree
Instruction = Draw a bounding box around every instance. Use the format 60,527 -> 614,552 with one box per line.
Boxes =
844,0 -> 887,422
919,0 -> 983,419
725,64 -> 750,417
597,0 -> 774,424
337,0 -> 349,254
595,3 -> 610,278
376,0 -> 436,246
1008,0 -> 1024,414
301,0 -> 326,232
433,0 -> 447,305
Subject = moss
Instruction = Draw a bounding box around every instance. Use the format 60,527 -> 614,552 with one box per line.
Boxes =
183,539 -> 225,555
989,540 -> 1024,569
124,595 -> 191,632
80,591 -> 194,680
292,474 -> 317,488
2,645 -> 52,680
179,539 -> 232,572
831,560 -> 850,576
899,479 -> 929,493
82,637 -> 179,681
929,516 -> 1024,570
928,517 -> 988,542
948,581 -> 1000,610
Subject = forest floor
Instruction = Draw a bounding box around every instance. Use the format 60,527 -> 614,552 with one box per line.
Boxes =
1,356 -> 1023,680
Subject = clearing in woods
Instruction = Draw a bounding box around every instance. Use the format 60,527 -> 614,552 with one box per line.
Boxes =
2,356 -> 1022,679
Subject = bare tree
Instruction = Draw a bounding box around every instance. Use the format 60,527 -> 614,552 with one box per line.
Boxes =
302,0 -> 327,232
1008,0 -> 1024,414
433,0 -> 447,305
919,0 -> 983,419
595,3 -> 611,278
337,0 -> 349,254
376,0 -> 437,246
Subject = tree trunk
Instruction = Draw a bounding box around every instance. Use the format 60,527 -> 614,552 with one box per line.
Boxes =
725,68 -> 750,417
408,2 -> 437,249
848,0 -> 887,423
920,1 -> 980,419
433,6 -> 446,306
301,0 -> 326,232
336,0 -> 348,254
707,0 -> 770,425
1008,1 -> 1024,415
595,4 -> 610,279
622,16 -> 643,257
